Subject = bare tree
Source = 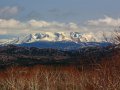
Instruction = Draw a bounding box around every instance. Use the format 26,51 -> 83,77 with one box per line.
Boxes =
112,27 -> 120,44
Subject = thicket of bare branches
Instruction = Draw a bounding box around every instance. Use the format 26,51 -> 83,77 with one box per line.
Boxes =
112,29 -> 120,44
0,52 -> 119,90
103,27 -> 120,44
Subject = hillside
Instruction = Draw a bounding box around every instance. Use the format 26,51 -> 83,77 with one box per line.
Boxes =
0,44 -> 116,67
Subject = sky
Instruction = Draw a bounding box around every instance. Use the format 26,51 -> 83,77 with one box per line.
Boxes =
0,0 -> 120,39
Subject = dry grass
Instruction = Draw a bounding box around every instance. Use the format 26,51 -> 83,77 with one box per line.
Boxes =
0,52 -> 119,90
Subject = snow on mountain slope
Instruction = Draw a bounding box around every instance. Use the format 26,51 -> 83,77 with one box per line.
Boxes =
0,32 -> 102,45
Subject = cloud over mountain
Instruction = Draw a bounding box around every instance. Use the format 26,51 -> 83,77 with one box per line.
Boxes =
0,19 -> 83,35
87,16 -> 120,27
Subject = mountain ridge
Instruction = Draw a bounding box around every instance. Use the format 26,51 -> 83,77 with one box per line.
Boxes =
0,32 -> 100,45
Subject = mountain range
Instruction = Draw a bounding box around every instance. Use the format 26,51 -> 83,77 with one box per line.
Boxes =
0,32 -> 112,50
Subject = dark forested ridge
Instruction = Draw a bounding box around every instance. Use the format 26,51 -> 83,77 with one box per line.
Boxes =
0,44 -> 117,67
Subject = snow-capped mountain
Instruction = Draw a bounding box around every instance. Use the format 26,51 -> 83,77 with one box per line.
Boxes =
70,32 -> 96,42
1,32 -> 98,45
